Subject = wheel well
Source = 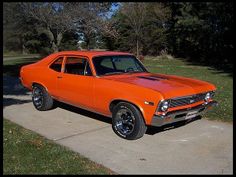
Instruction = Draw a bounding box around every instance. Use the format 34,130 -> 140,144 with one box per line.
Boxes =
32,82 -> 41,88
32,82 -> 48,91
109,99 -> 146,124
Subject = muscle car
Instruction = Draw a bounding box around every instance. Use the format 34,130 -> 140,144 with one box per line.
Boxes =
20,51 -> 218,140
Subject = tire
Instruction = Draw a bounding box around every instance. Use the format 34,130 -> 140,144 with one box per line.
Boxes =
112,102 -> 147,140
32,84 -> 54,111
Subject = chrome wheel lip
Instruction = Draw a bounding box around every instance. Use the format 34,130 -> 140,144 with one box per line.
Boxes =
32,87 -> 43,108
114,107 -> 135,136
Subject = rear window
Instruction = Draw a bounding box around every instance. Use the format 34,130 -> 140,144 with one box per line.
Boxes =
49,57 -> 63,72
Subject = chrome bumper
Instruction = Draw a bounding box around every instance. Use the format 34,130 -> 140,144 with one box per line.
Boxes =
151,101 -> 218,127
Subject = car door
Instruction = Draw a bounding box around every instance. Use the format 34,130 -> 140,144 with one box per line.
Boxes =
57,56 -> 95,110
46,56 -> 65,98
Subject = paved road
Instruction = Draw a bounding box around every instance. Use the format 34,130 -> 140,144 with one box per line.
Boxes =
3,76 -> 233,174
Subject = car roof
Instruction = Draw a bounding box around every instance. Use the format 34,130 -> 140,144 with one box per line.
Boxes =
37,50 -> 134,65
54,50 -> 133,58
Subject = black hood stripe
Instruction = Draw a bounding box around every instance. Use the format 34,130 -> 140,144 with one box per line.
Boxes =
137,75 -> 168,81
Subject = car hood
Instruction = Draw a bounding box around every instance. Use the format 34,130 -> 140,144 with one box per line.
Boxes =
102,72 -> 216,99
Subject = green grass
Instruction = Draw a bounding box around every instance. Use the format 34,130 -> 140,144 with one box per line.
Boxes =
3,119 -> 115,175
143,56 -> 233,122
3,51 -> 40,57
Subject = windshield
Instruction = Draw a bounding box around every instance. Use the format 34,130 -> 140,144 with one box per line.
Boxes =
93,55 -> 148,76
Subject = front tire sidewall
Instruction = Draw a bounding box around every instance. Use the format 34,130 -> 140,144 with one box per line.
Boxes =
112,102 -> 147,140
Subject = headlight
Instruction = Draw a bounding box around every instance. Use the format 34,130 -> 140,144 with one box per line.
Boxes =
204,92 -> 211,102
159,100 -> 169,112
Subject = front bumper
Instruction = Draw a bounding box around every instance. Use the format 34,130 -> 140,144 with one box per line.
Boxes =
151,101 -> 218,127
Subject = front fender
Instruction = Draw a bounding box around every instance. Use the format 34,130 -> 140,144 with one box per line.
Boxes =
109,95 -> 162,125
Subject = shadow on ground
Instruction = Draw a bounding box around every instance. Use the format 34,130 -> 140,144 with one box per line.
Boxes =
55,101 -> 201,136
3,76 -> 31,108
145,116 -> 202,135
3,59 -> 37,77
55,101 -> 112,125
178,58 -> 233,77
3,98 -> 32,108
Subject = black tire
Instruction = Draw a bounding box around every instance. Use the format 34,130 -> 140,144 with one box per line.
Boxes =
32,84 -> 54,111
112,102 -> 147,140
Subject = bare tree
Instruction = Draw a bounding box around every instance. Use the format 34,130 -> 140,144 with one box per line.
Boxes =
119,3 -> 148,56
21,3 -> 80,52
22,2 -> 116,52
71,2 -> 118,50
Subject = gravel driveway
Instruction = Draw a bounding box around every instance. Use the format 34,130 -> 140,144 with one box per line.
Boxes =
3,76 -> 233,174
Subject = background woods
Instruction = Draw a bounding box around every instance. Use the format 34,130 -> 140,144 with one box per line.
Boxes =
3,2 -> 233,71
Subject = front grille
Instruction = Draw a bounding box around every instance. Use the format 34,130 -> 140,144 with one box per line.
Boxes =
169,93 -> 207,108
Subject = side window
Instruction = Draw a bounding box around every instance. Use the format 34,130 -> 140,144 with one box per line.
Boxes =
49,57 -> 63,72
65,57 -> 92,76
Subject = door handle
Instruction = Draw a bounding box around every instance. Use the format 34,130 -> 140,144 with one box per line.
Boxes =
57,76 -> 63,79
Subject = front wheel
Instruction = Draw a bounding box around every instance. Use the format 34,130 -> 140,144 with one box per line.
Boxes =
112,102 -> 147,140
32,84 -> 54,111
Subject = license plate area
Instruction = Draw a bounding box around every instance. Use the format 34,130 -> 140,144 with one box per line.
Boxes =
185,110 -> 198,120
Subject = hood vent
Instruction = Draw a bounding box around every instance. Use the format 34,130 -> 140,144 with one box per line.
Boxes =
137,75 -> 167,81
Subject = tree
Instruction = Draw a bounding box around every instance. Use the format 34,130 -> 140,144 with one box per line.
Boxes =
109,2 -> 171,56
21,2 -> 115,52
168,2 -> 233,69
3,3 -> 30,53
118,3 -> 148,56
142,3 -> 171,55
21,3 -> 78,53
72,2 -> 117,50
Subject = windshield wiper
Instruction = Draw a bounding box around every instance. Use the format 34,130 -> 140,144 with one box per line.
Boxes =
101,72 -> 125,76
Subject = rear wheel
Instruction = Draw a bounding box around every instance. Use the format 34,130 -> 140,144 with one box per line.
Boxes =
112,102 -> 147,140
32,84 -> 54,111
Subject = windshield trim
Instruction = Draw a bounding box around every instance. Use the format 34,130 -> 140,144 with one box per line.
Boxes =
92,55 -> 148,77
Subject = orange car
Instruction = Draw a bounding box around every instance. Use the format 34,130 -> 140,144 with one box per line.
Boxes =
20,51 -> 218,140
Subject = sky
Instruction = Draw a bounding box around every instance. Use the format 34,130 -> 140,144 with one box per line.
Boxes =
107,2 -> 121,19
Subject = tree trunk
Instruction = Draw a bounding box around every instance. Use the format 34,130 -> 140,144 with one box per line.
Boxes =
45,26 -> 62,53
20,36 -> 26,54
56,32 -> 63,49
86,39 -> 90,50
22,44 -> 26,54
136,38 -> 139,57
52,42 -> 59,53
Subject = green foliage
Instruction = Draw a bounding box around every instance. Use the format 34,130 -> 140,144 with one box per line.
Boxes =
168,2 -> 233,68
59,31 -> 79,51
3,3 -> 25,53
107,3 -> 171,56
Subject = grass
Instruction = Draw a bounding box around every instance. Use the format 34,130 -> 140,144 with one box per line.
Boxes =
3,119 -> 115,175
3,50 -> 40,57
143,56 -> 233,122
